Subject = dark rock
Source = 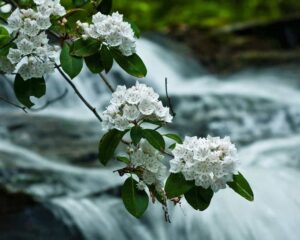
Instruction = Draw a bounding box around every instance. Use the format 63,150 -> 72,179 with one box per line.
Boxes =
166,16 -> 300,73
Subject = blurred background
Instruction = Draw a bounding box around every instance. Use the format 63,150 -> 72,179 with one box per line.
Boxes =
1,0 -> 300,239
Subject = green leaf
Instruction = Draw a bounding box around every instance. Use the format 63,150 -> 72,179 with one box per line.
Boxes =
97,0 -> 112,15
128,20 -> 141,38
71,39 -> 101,57
130,125 -> 143,145
164,133 -> 183,144
184,186 -> 214,211
60,42 -> 83,79
0,25 -> 10,48
122,177 -> 149,218
98,129 -> 127,165
85,52 -> 104,73
111,49 -> 147,78
142,129 -> 165,151
168,143 -> 176,150
100,45 -> 113,73
227,172 -> 254,201
165,173 -> 194,199
14,75 -> 46,108
116,156 -> 130,164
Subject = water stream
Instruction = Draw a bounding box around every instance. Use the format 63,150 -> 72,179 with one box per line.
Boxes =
1,37 -> 300,239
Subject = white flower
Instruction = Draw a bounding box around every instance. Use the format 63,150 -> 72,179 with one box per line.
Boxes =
123,104 -> 140,121
7,49 -> 22,64
77,11 -> 136,56
36,0 -> 66,16
170,136 -> 239,192
102,82 -> 173,131
131,141 -> 167,188
125,87 -> 140,105
17,38 -> 34,55
138,98 -> 156,115
2,1 -> 61,79
23,19 -> 40,36
36,14 -> 51,30
114,116 -> 132,131
7,9 -> 22,30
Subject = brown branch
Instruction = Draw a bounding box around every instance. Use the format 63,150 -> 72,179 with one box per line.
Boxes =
99,72 -> 115,92
0,95 -> 27,113
165,78 -> 176,117
56,64 -> 103,122
30,88 -> 68,112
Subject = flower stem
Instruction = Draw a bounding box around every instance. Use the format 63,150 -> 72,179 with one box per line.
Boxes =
56,64 -> 103,122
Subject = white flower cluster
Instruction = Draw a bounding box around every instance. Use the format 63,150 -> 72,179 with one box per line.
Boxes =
102,83 -> 173,131
77,12 -> 136,56
4,1 -> 66,80
130,140 -> 167,190
170,136 -> 239,192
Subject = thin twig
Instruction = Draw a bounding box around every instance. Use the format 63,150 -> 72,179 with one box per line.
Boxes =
30,88 -> 68,111
0,95 -> 27,113
56,64 -> 103,122
99,72 -> 115,92
165,78 -> 176,117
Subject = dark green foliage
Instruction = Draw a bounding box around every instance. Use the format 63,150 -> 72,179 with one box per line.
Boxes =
116,156 -> 130,164
0,26 -> 10,48
14,75 -> 46,108
100,46 -> 113,73
184,186 -> 214,211
164,133 -> 183,144
85,52 -> 105,73
60,43 -> 83,79
228,172 -> 254,201
98,129 -> 127,165
141,129 -> 165,151
111,49 -> 147,78
130,125 -> 143,145
98,0 -> 113,15
114,0 -> 300,30
122,177 -> 149,218
165,173 -> 194,199
71,39 -> 101,57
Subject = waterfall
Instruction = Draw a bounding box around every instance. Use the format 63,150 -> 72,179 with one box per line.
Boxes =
1,36 -> 300,239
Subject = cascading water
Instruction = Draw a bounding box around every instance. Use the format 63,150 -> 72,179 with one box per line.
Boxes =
1,36 -> 300,240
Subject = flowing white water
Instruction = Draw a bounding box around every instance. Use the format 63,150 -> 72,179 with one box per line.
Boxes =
1,37 -> 300,239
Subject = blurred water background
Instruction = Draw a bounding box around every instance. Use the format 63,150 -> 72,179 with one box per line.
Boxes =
1,36 -> 300,239
1,0 -> 300,239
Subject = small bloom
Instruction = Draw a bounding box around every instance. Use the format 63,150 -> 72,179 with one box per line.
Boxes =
77,11 -> 136,56
138,98 -> 156,115
170,136 -> 239,192
7,48 -> 22,64
23,19 -> 39,36
102,82 -> 173,131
